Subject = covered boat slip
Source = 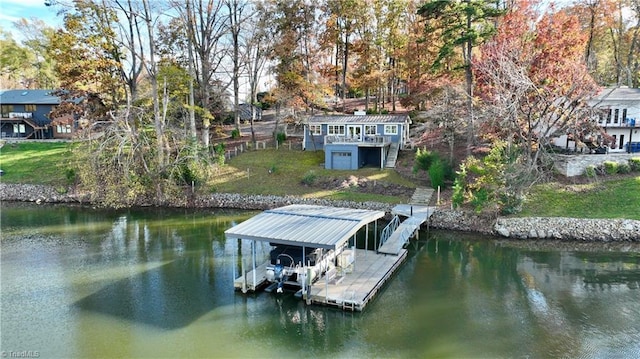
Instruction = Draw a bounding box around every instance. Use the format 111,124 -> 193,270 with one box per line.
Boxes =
226,204 -> 386,293
227,204 -> 435,310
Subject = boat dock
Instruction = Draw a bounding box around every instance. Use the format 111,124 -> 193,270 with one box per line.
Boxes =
225,191 -> 434,311
305,248 -> 407,311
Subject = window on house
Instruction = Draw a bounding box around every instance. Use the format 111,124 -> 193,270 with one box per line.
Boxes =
25,104 -> 36,112
614,109 -> 619,124
328,125 -> 345,135
57,125 -> 72,134
309,125 -> 321,135
606,109 -> 612,124
384,124 -> 398,135
622,109 -> 628,123
13,124 -> 25,134
1,105 -> 13,117
364,125 -> 376,135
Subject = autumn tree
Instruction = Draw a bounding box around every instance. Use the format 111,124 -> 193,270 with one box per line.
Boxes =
0,29 -> 35,88
169,0 -> 229,148
10,19 -> 59,89
569,0 -> 640,87
261,0 -> 323,114
417,0 -> 503,154
466,0 -> 600,213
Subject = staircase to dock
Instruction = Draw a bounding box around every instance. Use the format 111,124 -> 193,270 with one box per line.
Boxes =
377,187 -> 435,255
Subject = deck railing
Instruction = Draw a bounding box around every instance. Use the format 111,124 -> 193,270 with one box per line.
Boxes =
379,215 -> 400,250
324,135 -> 391,145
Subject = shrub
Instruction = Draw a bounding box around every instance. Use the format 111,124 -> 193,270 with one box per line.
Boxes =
276,132 -> 287,144
451,165 -> 467,209
301,170 -> 317,185
603,161 -> 619,175
584,165 -> 597,178
618,163 -> 631,174
428,158 -> 446,189
213,143 -> 225,165
231,128 -> 240,139
629,158 -> 640,172
470,187 -> 489,213
413,147 -> 436,173
65,168 -> 76,184
498,193 -> 523,215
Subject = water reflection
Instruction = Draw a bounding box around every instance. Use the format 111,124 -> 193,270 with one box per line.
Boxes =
1,203 -> 639,358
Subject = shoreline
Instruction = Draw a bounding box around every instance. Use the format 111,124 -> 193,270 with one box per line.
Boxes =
1,183 -> 638,241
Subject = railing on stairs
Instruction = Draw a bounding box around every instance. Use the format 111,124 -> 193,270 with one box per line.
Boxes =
379,215 -> 400,249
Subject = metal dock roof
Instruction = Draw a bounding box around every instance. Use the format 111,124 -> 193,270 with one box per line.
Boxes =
224,204 -> 386,250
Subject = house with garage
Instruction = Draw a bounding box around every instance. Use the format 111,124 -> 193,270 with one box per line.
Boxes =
303,112 -> 412,170
0,89 -> 74,139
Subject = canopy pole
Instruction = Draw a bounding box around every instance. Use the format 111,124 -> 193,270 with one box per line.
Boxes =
252,240 -> 257,290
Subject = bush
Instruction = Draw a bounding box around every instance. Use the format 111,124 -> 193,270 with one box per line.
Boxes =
603,161 -> 619,175
428,158 -> 446,190
451,162 -> 470,209
276,132 -> 287,144
618,163 -> 631,174
629,158 -> 640,172
231,128 -> 240,139
413,147 -> 436,173
499,193 -> 523,215
301,170 -> 317,185
584,165 -> 597,178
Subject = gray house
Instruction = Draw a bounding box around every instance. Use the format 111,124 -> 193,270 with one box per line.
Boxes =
0,89 -> 63,139
303,112 -> 412,170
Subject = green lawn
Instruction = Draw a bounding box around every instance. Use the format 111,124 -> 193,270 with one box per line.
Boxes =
0,141 -> 73,186
3,141 -> 639,220
518,176 -> 640,220
211,149 -> 415,204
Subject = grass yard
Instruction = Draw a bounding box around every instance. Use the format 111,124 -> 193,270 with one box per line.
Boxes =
519,176 -> 640,220
3,141 -> 639,220
0,141 -> 73,186
210,148 -> 416,204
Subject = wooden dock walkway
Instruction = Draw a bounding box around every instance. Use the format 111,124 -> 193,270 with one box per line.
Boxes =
377,204 -> 435,255
306,248 -> 407,311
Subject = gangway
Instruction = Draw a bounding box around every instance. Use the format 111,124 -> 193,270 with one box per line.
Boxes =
377,205 -> 434,255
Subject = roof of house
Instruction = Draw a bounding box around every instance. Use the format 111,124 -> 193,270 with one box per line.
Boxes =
0,89 -> 60,105
308,114 -> 410,124
591,87 -> 640,102
224,204 -> 385,250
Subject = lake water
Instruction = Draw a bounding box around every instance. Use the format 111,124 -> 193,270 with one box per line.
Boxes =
1,203 -> 639,358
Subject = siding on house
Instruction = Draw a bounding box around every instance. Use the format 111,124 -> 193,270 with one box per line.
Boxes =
553,87 -> 640,153
590,87 -> 640,153
304,114 -> 410,170
0,89 -> 60,139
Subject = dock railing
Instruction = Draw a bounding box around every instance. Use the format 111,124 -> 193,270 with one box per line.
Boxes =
379,215 -> 400,250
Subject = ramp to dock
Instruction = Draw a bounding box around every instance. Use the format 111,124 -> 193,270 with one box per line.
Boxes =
377,204 -> 435,255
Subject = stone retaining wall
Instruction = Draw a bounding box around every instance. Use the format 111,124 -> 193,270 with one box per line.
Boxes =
2,183 -> 638,241
553,153 -> 638,177
494,217 -> 640,241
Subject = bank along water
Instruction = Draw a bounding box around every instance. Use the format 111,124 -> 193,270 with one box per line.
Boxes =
2,183 -> 639,240
1,203 -> 639,358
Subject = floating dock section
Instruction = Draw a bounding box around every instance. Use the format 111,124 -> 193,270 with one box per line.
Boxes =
225,203 -> 433,311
